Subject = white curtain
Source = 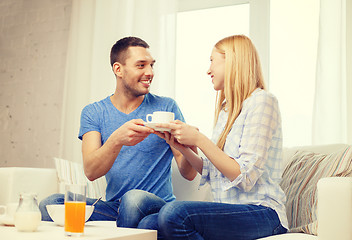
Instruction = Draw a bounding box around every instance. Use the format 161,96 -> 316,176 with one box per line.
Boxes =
59,0 -> 177,162
312,0 -> 350,145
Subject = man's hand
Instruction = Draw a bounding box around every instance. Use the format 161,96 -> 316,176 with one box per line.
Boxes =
112,119 -> 154,146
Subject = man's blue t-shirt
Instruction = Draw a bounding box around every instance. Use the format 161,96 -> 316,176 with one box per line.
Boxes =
78,93 -> 184,202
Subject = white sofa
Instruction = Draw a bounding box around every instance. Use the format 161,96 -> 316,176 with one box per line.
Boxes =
2,144 -> 352,240
172,143 -> 352,239
0,167 -> 58,205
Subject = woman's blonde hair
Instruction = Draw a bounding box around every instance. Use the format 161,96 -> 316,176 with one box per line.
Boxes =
214,35 -> 266,149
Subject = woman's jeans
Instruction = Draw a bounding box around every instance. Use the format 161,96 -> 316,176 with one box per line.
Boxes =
38,189 -> 164,228
158,201 -> 287,240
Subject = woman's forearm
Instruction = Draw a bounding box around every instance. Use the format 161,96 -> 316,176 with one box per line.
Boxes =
196,133 -> 241,181
178,146 -> 203,174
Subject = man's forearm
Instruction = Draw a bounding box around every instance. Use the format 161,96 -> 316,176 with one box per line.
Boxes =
83,137 -> 123,181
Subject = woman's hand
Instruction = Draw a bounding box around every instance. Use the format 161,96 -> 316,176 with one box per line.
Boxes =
154,124 -> 203,176
155,120 -> 200,146
153,130 -> 187,152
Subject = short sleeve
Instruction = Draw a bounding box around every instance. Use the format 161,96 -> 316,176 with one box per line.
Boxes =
78,104 -> 101,140
169,99 -> 185,123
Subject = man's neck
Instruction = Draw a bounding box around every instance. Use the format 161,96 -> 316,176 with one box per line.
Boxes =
110,92 -> 146,114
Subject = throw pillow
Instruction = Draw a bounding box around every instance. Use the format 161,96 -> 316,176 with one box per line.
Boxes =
54,157 -> 107,200
280,146 -> 352,235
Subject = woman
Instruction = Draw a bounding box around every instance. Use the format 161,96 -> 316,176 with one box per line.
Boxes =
155,35 -> 288,240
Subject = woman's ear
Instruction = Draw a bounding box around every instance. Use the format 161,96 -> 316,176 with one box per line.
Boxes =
113,62 -> 123,77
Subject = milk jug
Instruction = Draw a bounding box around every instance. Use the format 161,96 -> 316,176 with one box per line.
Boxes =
14,193 -> 42,232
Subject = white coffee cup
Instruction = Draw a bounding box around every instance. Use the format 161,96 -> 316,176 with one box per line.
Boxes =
146,111 -> 175,123
0,202 -> 18,225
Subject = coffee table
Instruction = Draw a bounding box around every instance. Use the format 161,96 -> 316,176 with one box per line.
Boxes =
0,221 -> 157,240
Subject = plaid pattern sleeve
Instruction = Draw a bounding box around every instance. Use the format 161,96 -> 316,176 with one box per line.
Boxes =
199,157 -> 210,187
200,88 -> 288,229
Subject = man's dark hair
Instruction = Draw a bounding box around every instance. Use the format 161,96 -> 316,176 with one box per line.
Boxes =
110,37 -> 150,66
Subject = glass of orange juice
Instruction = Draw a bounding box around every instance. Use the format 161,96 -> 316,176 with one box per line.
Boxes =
64,184 -> 87,237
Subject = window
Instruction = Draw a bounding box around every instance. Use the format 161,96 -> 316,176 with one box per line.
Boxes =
176,0 -> 320,147
269,0 -> 319,146
175,4 -> 249,138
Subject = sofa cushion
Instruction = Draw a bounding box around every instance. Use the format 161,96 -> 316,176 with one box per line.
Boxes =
257,233 -> 318,240
280,146 -> 352,235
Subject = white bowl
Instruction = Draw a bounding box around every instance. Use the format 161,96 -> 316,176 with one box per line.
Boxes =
46,204 -> 94,226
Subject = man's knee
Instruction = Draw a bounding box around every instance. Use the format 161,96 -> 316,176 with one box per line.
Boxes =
137,213 -> 159,230
39,193 -> 64,221
117,190 -> 166,228
39,193 -> 64,207
120,189 -> 165,211
158,201 -> 187,229
158,201 -> 182,226
121,189 -> 151,205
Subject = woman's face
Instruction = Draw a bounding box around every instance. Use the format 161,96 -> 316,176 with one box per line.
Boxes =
207,47 -> 225,91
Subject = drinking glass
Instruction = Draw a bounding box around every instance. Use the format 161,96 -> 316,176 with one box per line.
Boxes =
64,184 -> 87,237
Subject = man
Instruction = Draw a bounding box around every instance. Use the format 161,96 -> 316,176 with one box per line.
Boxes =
39,37 -> 196,227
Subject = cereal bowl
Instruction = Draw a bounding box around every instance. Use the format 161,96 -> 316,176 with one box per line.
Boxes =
46,204 -> 94,226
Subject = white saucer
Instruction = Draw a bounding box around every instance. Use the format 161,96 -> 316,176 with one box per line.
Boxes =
0,215 -> 14,226
145,123 -> 171,132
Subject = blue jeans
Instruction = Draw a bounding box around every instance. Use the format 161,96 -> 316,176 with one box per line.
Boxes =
116,189 -> 166,228
116,189 -> 166,239
39,189 -> 165,228
39,193 -> 119,222
158,201 -> 287,240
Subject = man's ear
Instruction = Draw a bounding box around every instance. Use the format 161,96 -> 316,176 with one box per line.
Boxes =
113,62 -> 123,77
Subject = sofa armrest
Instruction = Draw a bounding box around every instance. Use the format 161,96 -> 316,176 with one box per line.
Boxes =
0,167 -> 58,205
317,177 -> 352,239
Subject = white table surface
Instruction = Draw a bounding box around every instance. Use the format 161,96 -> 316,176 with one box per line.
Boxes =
0,221 -> 157,240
